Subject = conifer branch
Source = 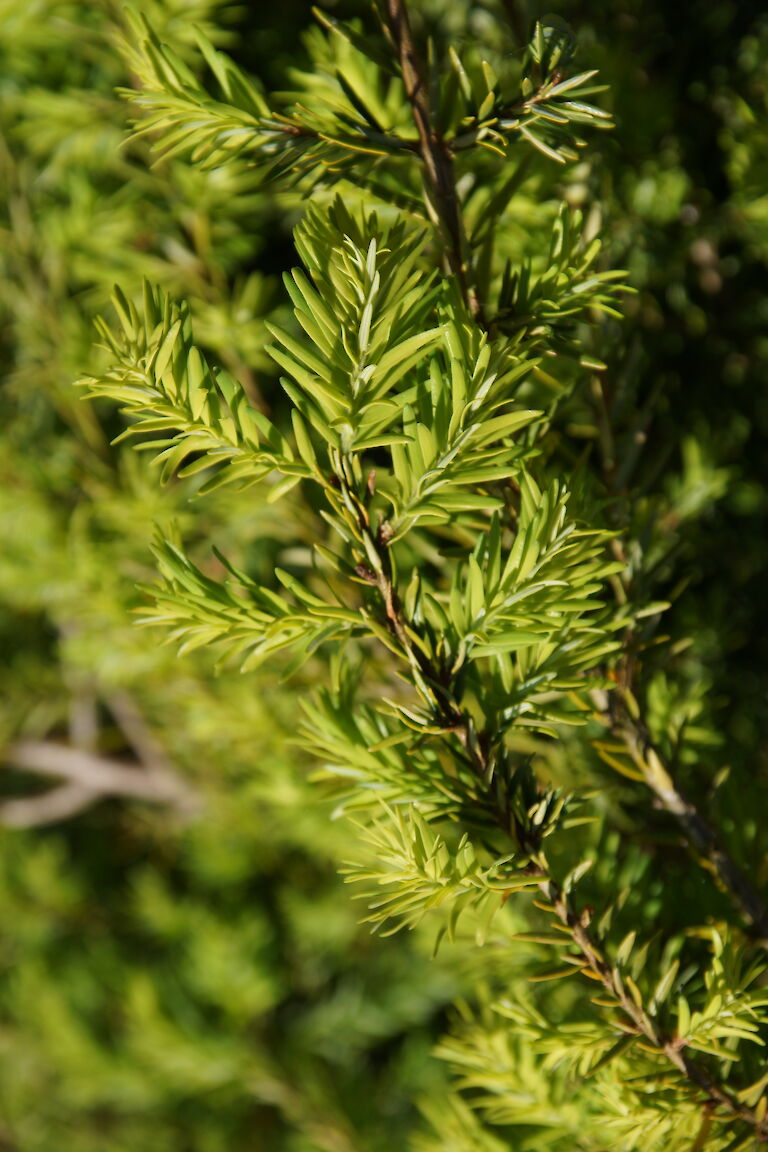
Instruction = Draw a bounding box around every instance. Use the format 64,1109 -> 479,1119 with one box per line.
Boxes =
329,410 -> 768,1139
78,6 -> 768,1143
339,480 -> 768,1133
544,877 -> 768,1137
384,0 -> 483,323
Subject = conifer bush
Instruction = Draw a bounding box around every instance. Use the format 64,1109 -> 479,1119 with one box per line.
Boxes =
3,0 -> 768,1149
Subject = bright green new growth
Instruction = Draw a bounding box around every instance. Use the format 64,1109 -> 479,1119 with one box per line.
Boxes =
81,4 -> 768,1149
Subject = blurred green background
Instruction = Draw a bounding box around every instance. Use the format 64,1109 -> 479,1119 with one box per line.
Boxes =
0,1 -> 766,1148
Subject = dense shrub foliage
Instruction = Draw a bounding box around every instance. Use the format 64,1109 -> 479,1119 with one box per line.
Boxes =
1,2 -> 767,1150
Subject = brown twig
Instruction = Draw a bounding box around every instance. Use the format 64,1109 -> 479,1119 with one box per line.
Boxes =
383,0 -> 484,323
329,450 -> 491,785
357,507 -> 768,1132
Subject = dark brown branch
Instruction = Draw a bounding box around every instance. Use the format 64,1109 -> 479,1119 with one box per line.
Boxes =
365,532 -> 768,1131
589,371 -> 768,944
330,454 -> 491,783
384,0 -> 483,322
335,462 -> 768,1135
370,526 -> 490,779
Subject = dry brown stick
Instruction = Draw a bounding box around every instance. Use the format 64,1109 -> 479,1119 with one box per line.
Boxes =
1,681 -> 106,825
68,693 -> 99,751
1,740 -> 194,815
384,0 -> 483,322
0,781 -> 101,828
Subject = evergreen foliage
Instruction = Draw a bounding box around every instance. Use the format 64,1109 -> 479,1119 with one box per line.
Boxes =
3,0 -> 768,1149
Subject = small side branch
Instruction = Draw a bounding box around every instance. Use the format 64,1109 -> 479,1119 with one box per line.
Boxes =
332,458 -> 491,783
621,720 -> 768,942
545,878 -> 768,1137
